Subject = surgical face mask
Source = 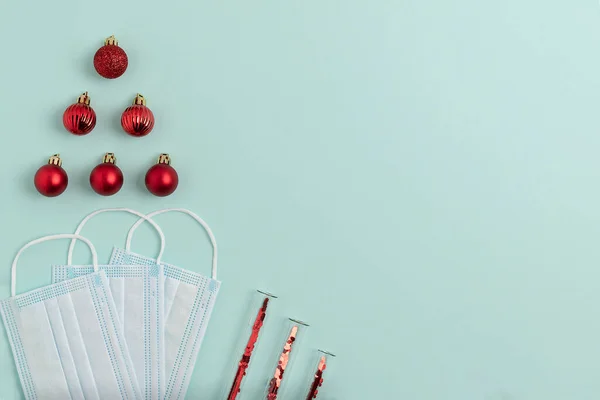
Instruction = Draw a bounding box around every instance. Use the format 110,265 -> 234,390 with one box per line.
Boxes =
110,208 -> 220,400
52,208 -> 167,400
1,234 -> 142,400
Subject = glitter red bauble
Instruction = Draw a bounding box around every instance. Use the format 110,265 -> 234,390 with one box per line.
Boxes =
145,155 -> 178,197
93,36 -> 128,79
121,94 -> 154,137
34,155 -> 68,197
63,92 -> 96,135
89,153 -> 123,196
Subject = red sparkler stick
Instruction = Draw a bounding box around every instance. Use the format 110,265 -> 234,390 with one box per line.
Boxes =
227,296 -> 271,400
266,325 -> 299,400
305,356 -> 327,399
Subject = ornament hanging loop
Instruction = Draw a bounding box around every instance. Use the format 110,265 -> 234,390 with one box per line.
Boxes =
104,35 -> 118,46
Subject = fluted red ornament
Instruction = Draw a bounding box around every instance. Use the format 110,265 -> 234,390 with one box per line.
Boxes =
121,94 -> 155,137
145,154 -> 178,197
89,153 -> 124,196
63,92 -> 96,135
94,35 -> 128,79
34,154 -> 68,197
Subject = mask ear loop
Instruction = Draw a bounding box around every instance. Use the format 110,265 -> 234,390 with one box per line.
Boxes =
12,233 -> 99,297
67,208 -> 166,265
125,208 -> 218,280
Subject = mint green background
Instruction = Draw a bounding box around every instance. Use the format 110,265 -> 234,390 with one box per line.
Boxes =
0,1 -> 598,399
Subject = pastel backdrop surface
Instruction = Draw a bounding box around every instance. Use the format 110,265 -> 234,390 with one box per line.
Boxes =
0,0 -> 598,399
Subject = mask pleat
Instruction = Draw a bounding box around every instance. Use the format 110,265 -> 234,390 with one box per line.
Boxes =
164,286 -> 203,400
109,276 -> 126,329
43,298 -> 86,399
163,281 -> 198,381
17,301 -> 72,399
163,277 -> 181,323
150,269 -> 165,399
0,301 -> 37,399
169,282 -> 214,400
72,277 -> 134,399
120,271 -> 144,390
99,275 -> 140,400
55,292 -> 101,399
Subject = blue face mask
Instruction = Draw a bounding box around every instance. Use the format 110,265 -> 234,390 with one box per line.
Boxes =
52,208 -> 167,400
110,208 -> 220,400
3,234 -> 142,400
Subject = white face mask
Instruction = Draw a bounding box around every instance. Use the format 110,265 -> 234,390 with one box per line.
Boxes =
52,208 -> 167,400
110,208 -> 220,400
1,234 -> 142,400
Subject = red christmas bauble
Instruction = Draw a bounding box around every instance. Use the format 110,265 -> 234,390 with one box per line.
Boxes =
93,35 -> 128,79
145,154 -> 178,197
63,92 -> 96,135
121,94 -> 154,137
89,153 -> 124,196
34,155 -> 68,197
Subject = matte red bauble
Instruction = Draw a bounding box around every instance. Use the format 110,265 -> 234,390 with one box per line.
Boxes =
145,154 -> 178,197
63,92 -> 96,135
121,94 -> 155,137
93,35 -> 128,79
34,154 -> 68,197
89,153 -> 124,196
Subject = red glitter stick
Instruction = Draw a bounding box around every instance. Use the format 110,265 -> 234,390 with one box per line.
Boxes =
306,355 -> 327,399
227,295 -> 271,400
267,324 -> 300,400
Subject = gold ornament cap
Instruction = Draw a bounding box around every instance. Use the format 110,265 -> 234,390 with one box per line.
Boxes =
104,35 -> 119,46
157,154 -> 171,165
77,92 -> 91,105
133,94 -> 147,106
48,154 -> 62,167
102,153 -> 117,164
